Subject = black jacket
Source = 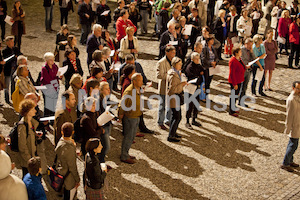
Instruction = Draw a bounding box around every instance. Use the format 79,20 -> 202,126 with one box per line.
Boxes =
185,61 -> 205,85
87,34 -> 103,65
158,9 -> 169,34
56,33 -> 68,50
43,0 -> 54,7
213,17 -> 225,42
62,57 -> 83,88
0,0 -> 7,17
159,30 -> 179,59
96,4 -> 111,28
80,111 -> 103,145
225,13 -> 239,34
85,153 -> 106,189
201,45 -> 219,70
78,2 -> 94,25
2,46 -> 22,76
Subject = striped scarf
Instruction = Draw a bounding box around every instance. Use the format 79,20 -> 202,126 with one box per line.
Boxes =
70,59 -> 77,71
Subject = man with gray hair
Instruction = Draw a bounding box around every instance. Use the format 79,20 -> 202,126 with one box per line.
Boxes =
118,73 -> 143,164
159,21 -> 179,59
78,0 -> 94,45
87,24 -> 104,65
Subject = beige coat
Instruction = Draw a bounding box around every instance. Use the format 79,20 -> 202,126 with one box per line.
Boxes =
166,68 -> 184,108
54,109 -> 77,145
156,56 -> 172,95
119,36 -> 140,59
188,0 -> 206,26
18,117 -> 39,168
285,91 -> 300,138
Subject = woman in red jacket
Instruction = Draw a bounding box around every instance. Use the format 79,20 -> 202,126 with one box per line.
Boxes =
288,14 -> 300,69
278,10 -> 292,55
228,47 -> 247,117
115,9 -> 137,43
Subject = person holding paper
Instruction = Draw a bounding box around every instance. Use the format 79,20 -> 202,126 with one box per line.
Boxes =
278,10 -> 291,55
159,21 -> 179,59
252,34 -> 266,96
264,30 -> 278,91
224,5 -> 239,58
236,9 -> 252,42
96,0 -> 111,29
118,73 -> 143,164
213,9 -> 226,60
11,0 -> 25,50
116,9 -> 137,42
187,8 -> 201,48
87,24 -> 104,66
63,49 -> 83,89
228,47 -> 246,117
56,24 -> 69,67
185,52 -> 204,129
119,26 -> 140,61
0,0 -> 7,41
137,0 -> 151,34
78,0 -> 95,45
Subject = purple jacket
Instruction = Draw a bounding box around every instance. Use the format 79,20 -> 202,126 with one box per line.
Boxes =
40,63 -> 59,90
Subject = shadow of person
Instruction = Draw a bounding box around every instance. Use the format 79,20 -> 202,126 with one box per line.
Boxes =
0,106 -> 19,127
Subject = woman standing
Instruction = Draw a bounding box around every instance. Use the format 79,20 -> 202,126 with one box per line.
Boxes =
278,10 -> 291,55
166,57 -> 187,142
288,14 -> 300,69
264,30 -> 278,91
237,9 -> 253,42
128,3 -> 140,34
119,27 -> 139,61
56,24 -> 69,67
0,0 -> 7,42
213,9 -> 226,60
228,47 -> 246,117
63,50 -> 83,89
11,0 -> 25,49
84,138 -> 107,200
65,35 -> 80,57
96,0 -> 111,29
18,99 -> 38,178
137,0 -> 151,34
248,0 -> 263,36
252,34 -> 266,96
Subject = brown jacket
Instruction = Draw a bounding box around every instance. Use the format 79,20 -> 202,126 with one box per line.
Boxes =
11,8 -> 26,36
156,56 -> 172,95
166,68 -> 184,108
55,138 -> 80,190
118,84 -> 142,118
18,117 -> 39,167
54,109 -> 77,145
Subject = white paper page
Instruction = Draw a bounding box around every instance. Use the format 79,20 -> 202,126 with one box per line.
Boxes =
39,116 -> 55,121
255,69 -> 264,81
35,86 -> 47,90
231,37 -> 239,44
113,62 -> 122,71
145,81 -> 152,89
69,188 -> 76,200
188,78 -> 197,84
101,10 -> 110,16
97,111 -> 115,126
253,11 -> 260,20
170,3 -> 174,8
184,84 -> 197,94
183,24 -> 193,36
4,54 -> 15,62
209,66 -> 221,76
247,57 -> 260,67
4,16 -> 13,26
110,50 -> 115,57
56,66 -> 68,76
149,1 -> 154,5
169,40 -> 178,46
105,105 -> 111,112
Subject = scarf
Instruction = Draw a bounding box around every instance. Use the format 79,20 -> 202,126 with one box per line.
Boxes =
70,59 -> 77,71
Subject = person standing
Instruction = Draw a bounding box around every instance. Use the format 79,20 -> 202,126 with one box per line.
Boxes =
63,50 -> 83,89
137,0 -> 151,34
56,24 -> 69,67
0,0 -> 7,41
288,14 -> 300,69
96,0 -> 111,30
116,9 -> 137,43
281,81 -> 300,172
59,0 -> 73,26
43,0 -> 54,32
278,10 -> 291,55
11,0 -> 25,50
78,0 -> 94,45
87,24 -> 104,66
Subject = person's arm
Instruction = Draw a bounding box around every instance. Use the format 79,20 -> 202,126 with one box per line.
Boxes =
136,62 -> 147,84
12,9 -> 21,21
284,98 -> 295,135
169,74 -> 185,94
156,61 -> 167,80
18,124 -> 31,163
66,146 -> 80,185
229,59 -> 237,87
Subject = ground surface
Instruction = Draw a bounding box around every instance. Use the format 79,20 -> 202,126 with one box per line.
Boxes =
0,0 -> 300,199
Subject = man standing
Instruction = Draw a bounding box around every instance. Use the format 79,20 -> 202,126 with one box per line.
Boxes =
86,24 -> 104,66
43,0 -> 55,32
281,81 -> 300,172
159,22 -> 178,59
78,0 -> 94,45
188,0 -> 206,27
54,91 -> 77,145
156,45 -> 175,130
118,73 -> 143,164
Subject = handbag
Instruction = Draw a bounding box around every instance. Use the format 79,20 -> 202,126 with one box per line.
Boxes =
277,36 -> 286,44
47,155 -> 70,192
0,70 -> 5,90
11,79 -> 24,113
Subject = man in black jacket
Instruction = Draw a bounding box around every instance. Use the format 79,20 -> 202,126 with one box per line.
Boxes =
159,21 -> 179,59
86,24 -> 104,66
2,36 -> 22,104
0,0 -> 7,41
78,0 -> 94,45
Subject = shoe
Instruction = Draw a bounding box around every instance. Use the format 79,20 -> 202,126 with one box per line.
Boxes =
268,88 -> 273,91
50,28 -> 55,32
140,128 -> 154,134
259,92 -> 267,97
121,158 -> 136,164
290,162 -> 299,168
158,124 -> 167,130
235,110 -> 240,114
165,121 -> 171,126
185,123 -> 193,130
167,137 -> 180,142
280,164 -> 294,172
46,29 -> 52,33
192,121 -> 202,127
136,132 -> 145,137
229,113 -> 239,117
175,134 -> 182,138
129,155 -> 136,159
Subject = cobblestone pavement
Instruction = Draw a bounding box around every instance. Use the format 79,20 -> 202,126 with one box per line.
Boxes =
0,0 -> 300,200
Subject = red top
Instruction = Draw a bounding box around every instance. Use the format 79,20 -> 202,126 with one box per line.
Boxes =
278,17 -> 292,37
121,77 -> 131,96
116,17 -> 137,42
228,56 -> 246,86
289,22 -> 300,45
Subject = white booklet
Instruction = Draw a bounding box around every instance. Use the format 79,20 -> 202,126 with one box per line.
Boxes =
247,57 -> 260,67
97,111 -> 115,126
255,68 -> 264,81
56,66 -> 68,76
182,24 -> 193,36
101,10 -> 110,16
184,84 -> 197,94
3,54 -> 15,62
4,16 -> 13,26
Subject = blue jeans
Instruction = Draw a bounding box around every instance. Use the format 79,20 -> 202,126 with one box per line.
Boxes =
80,23 -> 91,44
157,95 -> 171,125
283,138 -> 299,166
98,124 -> 111,163
45,6 -> 53,30
121,116 -> 140,160
239,70 -> 251,103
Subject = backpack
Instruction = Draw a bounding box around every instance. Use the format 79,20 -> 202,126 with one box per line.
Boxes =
9,121 -> 28,152
73,116 -> 83,143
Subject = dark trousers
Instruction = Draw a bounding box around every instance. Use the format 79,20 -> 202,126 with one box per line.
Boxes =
14,34 -> 22,50
239,70 -> 251,103
204,69 -> 213,94
283,138 -> 299,166
229,83 -> 242,114
22,167 -> 28,179
168,108 -> 181,138
251,66 -> 265,95
80,23 -> 91,44
64,188 -> 70,200
186,92 -> 200,121
0,16 -> 5,41
288,42 -> 300,68
139,114 -> 148,131
252,19 -> 260,37
60,8 -> 69,26
45,6 -> 53,30
279,35 -> 289,54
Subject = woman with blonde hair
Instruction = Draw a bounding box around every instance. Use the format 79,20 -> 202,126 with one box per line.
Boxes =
119,26 -> 139,62
213,9 -> 226,59
56,24 -> 69,67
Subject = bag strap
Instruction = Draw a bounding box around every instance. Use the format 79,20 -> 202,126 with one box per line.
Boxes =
18,121 -> 29,138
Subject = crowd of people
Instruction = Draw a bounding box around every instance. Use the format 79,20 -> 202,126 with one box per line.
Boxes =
0,0 -> 299,199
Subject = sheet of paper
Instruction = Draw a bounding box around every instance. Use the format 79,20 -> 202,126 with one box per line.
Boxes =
255,68 -> 264,81
97,111 -> 115,126
188,78 -> 197,84
182,24 -> 193,36
184,84 -> 197,94
169,40 -> 178,46
4,16 -> 13,26
209,66 -> 221,76
105,105 -> 111,112
247,57 -> 260,67
231,37 -> 239,44
101,10 -> 110,16
253,11 -> 260,20
110,50 -> 115,57
170,3 -> 174,9
113,62 -> 122,71
145,81 -> 152,89
39,116 -> 55,121
56,66 -> 68,76
149,1 -> 154,5
3,54 -> 15,62
35,85 -> 47,90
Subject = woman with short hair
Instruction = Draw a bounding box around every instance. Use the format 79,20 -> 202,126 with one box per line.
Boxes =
119,26 -> 139,61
